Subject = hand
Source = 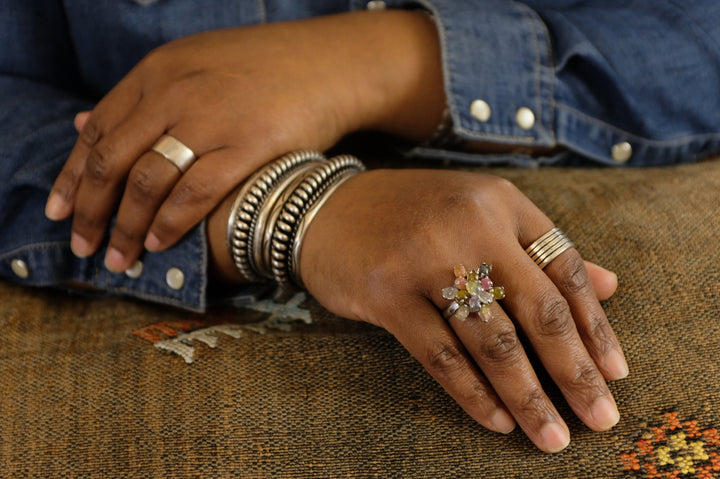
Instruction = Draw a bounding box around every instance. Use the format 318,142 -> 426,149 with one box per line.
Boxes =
296,169 -> 628,453
46,10 -> 444,273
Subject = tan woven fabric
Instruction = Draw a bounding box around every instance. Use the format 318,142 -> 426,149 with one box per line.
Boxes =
1,159 -> 719,478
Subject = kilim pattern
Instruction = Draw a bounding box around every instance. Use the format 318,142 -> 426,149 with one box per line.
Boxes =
1,157 -> 719,477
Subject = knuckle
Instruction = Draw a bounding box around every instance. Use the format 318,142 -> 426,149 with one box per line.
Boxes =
72,209 -> 106,231
85,143 -> 118,187
535,295 -> 573,337
487,175 -> 518,195
54,168 -> 82,200
569,364 -> 604,393
427,340 -> 467,377
151,213 -> 182,240
169,178 -> 212,207
557,256 -> 592,296
128,166 -> 162,201
520,387 -> 549,415
111,223 -> 145,247
483,329 -> 522,363
585,314 -> 616,355
78,118 -> 101,147
454,376 -> 492,407
165,75 -> 199,101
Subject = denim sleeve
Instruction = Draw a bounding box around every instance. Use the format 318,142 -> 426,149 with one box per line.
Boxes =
386,0 -> 720,167
0,4 -> 208,311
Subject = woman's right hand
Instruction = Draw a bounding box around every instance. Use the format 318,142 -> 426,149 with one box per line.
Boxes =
293,168 -> 627,453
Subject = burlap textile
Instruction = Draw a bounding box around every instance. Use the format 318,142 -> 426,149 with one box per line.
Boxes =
1,158 -> 719,478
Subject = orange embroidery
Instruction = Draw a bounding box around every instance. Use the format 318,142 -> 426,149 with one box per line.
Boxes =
620,412 -> 720,479
132,320 -> 208,342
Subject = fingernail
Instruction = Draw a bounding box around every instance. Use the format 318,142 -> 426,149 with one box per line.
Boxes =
45,194 -> 68,221
145,232 -> 161,252
604,348 -> 629,380
590,396 -> 620,431
71,233 -> 94,258
104,247 -> 126,273
539,422 -> 570,453
489,409 -> 516,434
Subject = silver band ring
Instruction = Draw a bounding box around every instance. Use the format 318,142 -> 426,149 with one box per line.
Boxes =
525,227 -> 575,269
151,135 -> 196,173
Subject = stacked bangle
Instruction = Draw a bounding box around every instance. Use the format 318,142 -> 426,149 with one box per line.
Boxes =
270,154 -> 365,284
227,150 -> 325,282
226,150 -> 365,288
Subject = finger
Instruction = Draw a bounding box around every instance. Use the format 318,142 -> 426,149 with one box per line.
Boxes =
104,151 -> 183,272
545,252 -> 628,381
584,261 -> 618,301
144,146 -> 269,252
46,81 -> 140,222
497,247 -> 621,433
68,102 -> 175,257
448,301 -> 571,453
74,111 -> 91,133
382,299 -> 516,435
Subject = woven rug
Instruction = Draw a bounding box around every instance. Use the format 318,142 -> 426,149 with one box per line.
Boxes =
1,158 -> 719,478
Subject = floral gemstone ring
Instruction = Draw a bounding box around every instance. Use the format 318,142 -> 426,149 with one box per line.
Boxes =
442,264 -> 505,322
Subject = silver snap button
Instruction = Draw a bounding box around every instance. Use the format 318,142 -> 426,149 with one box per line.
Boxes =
611,142 -> 633,163
166,267 -> 185,290
470,99 -> 491,122
366,1 -> 387,10
125,261 -> 144,279
11,259 -> 29,279
515,107 -> 535,130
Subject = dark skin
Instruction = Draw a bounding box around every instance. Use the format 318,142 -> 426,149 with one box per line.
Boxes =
49,10 -> 627,452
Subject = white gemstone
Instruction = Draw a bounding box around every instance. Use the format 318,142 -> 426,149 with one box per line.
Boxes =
442,287 -> 459,300
455,304 -> 470,321
477,291 -> 494,304
468,295 -> 483,312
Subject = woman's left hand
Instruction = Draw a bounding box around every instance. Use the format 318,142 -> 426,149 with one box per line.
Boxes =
45,11 -> 445,272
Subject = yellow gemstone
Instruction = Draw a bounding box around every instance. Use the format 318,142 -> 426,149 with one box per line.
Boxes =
454,265 -> 467,278
466,280 -> 480,294
456,289 -> 470,301
492,286 -> 505,300
467,271 -> 479,281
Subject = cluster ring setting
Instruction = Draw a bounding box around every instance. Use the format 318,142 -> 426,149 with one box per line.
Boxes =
442,264 -> 505,322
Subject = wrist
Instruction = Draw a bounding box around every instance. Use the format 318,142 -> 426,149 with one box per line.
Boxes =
339,10 -> 446,142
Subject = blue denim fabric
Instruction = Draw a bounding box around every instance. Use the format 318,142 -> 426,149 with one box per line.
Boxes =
2,0 -> 719,310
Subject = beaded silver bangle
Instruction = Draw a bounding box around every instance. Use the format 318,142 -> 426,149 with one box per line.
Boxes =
226,150 -> 326,282
269,154 -> 366,284
255,161 -> 321,279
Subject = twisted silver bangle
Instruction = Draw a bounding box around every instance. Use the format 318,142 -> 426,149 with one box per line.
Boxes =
226,150 -> 325,282
269,154 -> 366,284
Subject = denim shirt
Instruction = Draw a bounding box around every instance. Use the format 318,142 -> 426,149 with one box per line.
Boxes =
2,0 -> 719,311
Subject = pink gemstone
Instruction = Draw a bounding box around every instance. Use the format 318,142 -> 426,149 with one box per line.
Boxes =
481,277 -> 493,291
454,277 -> 467,289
